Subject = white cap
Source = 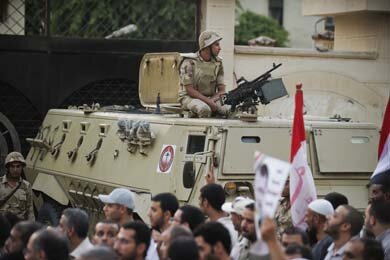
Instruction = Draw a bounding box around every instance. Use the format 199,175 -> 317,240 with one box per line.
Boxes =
308,199 -> 334,217
98,188 -> 135,210
222,196 -> 254,216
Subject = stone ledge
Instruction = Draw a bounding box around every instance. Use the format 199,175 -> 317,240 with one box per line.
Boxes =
234,45 -> 378,60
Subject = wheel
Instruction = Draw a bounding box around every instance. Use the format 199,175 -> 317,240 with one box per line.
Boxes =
36,198 -> 66,226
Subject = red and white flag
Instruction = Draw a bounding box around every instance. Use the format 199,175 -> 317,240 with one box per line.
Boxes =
371,97 -> 390,180
289,83 -> 317,229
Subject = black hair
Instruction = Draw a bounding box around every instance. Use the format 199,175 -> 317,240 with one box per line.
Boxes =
369,200 -> 390,225
194,222 -> 231,254
151,193 -> 179,217
282,226 -> 309,246
359,238 -> 384,260
14,221 -> 43,247
32,229 -> 69,260
62,208 -> 89,238
342,205 -> 364,237
324,192 -> 349,210
122,221 -> 151,257
179,205 -> 205,231
168,237 -> 199,260
245,202 -> 255,211
285,244 -> 312,260
200,184 -> 225,211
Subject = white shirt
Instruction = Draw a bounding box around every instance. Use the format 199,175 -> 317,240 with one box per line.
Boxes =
70,237 -> 94,259
324,242 -> 347,260
146,238 -> 159,260
218,216 -> 238,246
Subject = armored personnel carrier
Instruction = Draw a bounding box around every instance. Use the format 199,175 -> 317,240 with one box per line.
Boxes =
25,53 -> 379,224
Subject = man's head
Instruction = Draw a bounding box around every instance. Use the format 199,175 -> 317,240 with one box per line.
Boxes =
93,219 -> 120,248
25,229 -> 69,260
306,199 -> 334,243
4,151 -> 26,179
285,244 -> 312,260
369,172 -> 390,202
173,205 -> 205,231
325,205 -> 364,240
241,203 -> 257,242
158,225 -> 193,260
58,208 -> 89,240
324,192 -> 349,210
114,221 -> 151,260
281,226 -> 309,249
148,193 -> 178,231
99,188 -> 135,223
343,238 -> 384,260
194,222 -> 231,260
4,221 -> 42,255
282,178 -> 290,198
168,237 -> 199,260
198,30 -> 222,57
365,200 -> 390,236
222,197 -> 254,232
79,246 -> 118,260
199,184 -> 225,215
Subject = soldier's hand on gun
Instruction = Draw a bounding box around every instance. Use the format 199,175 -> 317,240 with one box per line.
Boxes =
207,99 -> 218,112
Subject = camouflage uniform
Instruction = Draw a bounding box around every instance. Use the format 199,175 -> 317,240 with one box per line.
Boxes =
0,175 -> 35,221
179,30 -> 230,118
179,52 -> 229,117
274,197 -> 292,240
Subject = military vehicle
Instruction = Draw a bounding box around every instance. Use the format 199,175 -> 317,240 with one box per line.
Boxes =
25,52 -> 379,225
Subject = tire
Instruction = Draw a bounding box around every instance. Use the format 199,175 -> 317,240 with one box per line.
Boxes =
36,199 -> 66,226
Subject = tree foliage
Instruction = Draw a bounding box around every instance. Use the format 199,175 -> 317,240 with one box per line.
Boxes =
26,0 -> 196,40
235,10 -> 289,47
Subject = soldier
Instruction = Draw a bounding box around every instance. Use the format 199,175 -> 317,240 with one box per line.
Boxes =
0,152 -> 34,221
179,30 -> 230,118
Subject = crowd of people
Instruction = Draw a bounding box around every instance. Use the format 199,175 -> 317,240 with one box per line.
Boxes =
0,151 -> 390,260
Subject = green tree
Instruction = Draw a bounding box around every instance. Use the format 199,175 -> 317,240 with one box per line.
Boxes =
26,0 -> 196,40
235,10 -> 289,47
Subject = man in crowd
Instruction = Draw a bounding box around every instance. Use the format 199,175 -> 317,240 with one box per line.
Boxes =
237,203 -> 263,260
194,222 -> 232,260
306,199 -> 335,260
92,219 -> 120,248
148,192 -> 178,259
0,152 -> 34,221
275,179 -> 292,239
324,205 -> 364,260
2,221 -> 42,260
58,208 -> 93,259
148,192 -> 178,233
172,204 -> 205,232
99,188 -> 136,226
343,238 -> 384,260
179,30 -> 230,118
114,221 -> 151,260
222,196 -> 254,236
369,172 -> 390,202
199,183 -> 238,245
24,229 -> 69,260
324,192 -> 349,211
280,226 -> 309,249
364,200 -> 390,259
79,246 -> 118,260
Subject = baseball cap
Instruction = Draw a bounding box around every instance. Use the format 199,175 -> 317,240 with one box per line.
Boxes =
308,199 -> 334,217
222,196 -> 254,216
98,188 -> 135,210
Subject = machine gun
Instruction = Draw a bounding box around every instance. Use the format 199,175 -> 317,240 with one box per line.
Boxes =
221,63 -> 287,113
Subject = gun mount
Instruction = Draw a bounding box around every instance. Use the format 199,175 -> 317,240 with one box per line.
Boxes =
222,63 -> 288,113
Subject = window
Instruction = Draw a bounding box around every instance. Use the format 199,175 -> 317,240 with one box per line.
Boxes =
269,0 -> 283,26
186,135 -> 205,154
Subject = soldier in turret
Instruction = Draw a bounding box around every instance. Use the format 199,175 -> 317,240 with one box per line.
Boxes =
179,30 -> 230,118
0,152 -> 34,221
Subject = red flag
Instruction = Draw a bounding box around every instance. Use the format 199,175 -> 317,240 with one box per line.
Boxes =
372,97 -> 390,179
289,83 -> 317,229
